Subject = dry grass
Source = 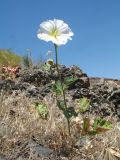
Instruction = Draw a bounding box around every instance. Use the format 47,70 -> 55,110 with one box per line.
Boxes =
0,91 -> 120,160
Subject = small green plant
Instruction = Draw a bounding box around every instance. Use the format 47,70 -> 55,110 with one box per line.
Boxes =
74,98 -> 112,136
42,59 -> 54,71
53,76 -> 80,135
35,103 -> 49,119
76,97 -> 90,113
92,118 -> 112,134
37,19 -> 112,137
79,117 -> 112,136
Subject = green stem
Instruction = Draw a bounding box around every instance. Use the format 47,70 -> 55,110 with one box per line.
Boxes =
67,118 -> 71,136
54,44 -> 59,73
54,44 -> 71,136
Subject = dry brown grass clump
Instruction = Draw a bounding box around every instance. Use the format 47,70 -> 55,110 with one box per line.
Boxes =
0,91 -> 120,160
0,91 -> 65,159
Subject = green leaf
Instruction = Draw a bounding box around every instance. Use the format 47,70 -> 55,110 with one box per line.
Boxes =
53,80 -> 67,95
91,118 -> 112,134
35,103 -> 49,119
63,107 -> 78,119
43,63 -> 51,71
77,97 -> 90,113
93,118 -> 112,130
53,81 -> 62,95
64,77 -> 78,86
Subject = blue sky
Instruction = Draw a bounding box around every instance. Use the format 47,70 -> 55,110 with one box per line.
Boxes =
0,0 -> 120,78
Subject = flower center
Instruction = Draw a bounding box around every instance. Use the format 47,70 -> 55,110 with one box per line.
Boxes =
49,29 -> 60,38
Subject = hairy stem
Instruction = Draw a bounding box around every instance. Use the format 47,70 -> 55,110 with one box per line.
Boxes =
54,44 -> 71,136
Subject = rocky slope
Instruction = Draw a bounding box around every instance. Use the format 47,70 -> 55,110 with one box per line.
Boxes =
1,65 -> 120,160
0,65 -> 120,120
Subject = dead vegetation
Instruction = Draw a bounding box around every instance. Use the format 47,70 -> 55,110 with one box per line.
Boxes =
0,90 -> 120,160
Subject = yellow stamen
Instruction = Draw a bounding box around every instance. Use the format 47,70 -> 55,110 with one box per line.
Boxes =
49,29 -> 60,38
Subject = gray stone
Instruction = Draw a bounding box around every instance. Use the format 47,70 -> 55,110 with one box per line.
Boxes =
109,90 -> 120,105
27,140 -> 53,157
0,79 -> 15,91
19,69 -> 51,86
75,136 -> 90,148
0,155 -> 6,160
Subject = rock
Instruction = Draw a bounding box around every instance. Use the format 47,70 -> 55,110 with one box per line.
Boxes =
109,90 -> 120,105
19,69 -> 51,86
80,88 -> 91,97
70,88 -> 90,99
10,139 -> 54,159
39,83 -> 52,97
116,106 -> 120,118
60,65 -> 90,88
70,89 -> 83,99
14,82 -> 30,90
70,65 -> 86,77
1,65 -> 120,119
26,140 -> 53,157
27,86 -> 40,96
75,137 -> 91,148
0,155 -> 6,160
100,103 -> 112,116
0,79 -> 15,91
68,78 -> 89,90
108,91 -> 120,119
60,65 -> 73,77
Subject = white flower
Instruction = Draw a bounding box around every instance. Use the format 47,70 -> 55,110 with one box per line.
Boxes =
37,19 -> 74,46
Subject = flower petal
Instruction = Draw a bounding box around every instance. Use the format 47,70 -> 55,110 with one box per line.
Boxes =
40,21 -> 53,32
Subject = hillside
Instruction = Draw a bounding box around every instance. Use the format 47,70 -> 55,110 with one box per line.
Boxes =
0,49 -> 21,67
0,65 -> 120,160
